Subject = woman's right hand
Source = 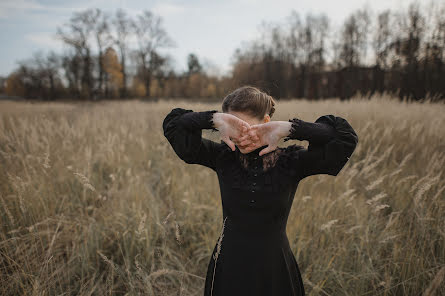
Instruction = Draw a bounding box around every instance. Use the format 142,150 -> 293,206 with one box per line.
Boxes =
237,121 -> 291,156
212,113 -> 255,151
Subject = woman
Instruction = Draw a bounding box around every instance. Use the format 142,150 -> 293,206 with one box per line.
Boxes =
162,86 -> 359,296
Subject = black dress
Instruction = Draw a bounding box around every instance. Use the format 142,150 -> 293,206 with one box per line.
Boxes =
162,108 -> 359,296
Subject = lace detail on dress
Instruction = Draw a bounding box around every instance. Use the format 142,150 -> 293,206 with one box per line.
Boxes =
216,143 -> 305,193
237,149 -> 282,172
207,110 -> 219,132
283,118 -> 302,142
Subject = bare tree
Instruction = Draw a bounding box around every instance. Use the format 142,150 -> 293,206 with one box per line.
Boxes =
302,13 -> 330,69
187,53 -> 202,75
286,11 -> 330,97
57,9 -> 96,99
12,51 -> 63,100
35,51 -> 61,100
112,8 -> 132,98
336,6 -> 371,69
373,10 -> 392,69
61,50 -> 82,98
432,2 -> 445,62
132,10 -> 175,98
339,15 -> 362,67
286,10 -> 304,66
90,8 -> 112,98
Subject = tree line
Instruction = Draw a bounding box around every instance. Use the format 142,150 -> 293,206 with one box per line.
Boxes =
231,1 -> 445,101
2,1 -> 445,101
2,8 -> 231,101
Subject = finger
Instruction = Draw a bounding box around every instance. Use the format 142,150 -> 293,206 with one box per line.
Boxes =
239,138 -> 256,146
243,145 -> 255,153
245,142 -> 260,151
246,129 -> 257,138
238,134 -> 250,141
237,144 -> 248,150
259,145 -> 276,156
239,128 -> 256,138
233,139 -> 249,149
245,132 -> 259,141
239,121 -> 251,131
238,130 -> 258,141
222,136 -> 236,151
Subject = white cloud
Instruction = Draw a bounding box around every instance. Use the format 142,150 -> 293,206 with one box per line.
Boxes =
0,0 -> 115,19
24,32 -> 62,50
152,3 -> 186,17
0,0 -> 44,10
0,0 -> 43,18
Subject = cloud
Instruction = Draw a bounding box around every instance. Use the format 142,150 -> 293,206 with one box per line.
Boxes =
0,0 -> 43,10
0,0 -> 112,19
0,0 -> 43,18
151,3 -> 186,17
24,32 -> 62,50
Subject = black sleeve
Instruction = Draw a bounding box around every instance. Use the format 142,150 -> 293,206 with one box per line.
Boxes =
162,107 -> 220,171
283,114 -> 359,179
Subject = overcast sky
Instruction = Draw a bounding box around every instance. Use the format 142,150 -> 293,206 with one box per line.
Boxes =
0,0 -> 422,77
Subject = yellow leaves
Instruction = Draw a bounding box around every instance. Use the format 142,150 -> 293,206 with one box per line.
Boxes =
103,47 -> 123,95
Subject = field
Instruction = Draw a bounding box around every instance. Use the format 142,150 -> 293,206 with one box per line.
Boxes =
0,95 -> 444,295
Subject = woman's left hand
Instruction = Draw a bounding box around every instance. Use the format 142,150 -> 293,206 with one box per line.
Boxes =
237,121 -> 292,156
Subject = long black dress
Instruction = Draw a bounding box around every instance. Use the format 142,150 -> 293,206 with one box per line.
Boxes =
162,108 -> 359,296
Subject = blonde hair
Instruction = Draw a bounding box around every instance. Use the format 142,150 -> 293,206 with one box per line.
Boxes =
222,85 -> 276,120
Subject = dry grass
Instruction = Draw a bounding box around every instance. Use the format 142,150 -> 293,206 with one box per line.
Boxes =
0,94 -> 444,295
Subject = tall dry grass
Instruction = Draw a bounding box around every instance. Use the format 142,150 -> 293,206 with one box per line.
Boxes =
0,94 -> 444,295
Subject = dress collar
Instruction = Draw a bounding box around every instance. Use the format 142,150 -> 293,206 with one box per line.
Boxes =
235,144 -> 269,158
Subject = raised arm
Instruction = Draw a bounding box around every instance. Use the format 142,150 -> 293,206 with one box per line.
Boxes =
237,113 -> 358,178
283,114 -> 359,179
162,107 -> 220,171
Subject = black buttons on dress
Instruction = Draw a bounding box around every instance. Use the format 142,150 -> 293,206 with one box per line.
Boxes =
249,154 -> 259,199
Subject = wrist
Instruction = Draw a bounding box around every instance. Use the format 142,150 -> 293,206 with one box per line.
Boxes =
277,121 -> 293,140
212,112 -> 223,129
